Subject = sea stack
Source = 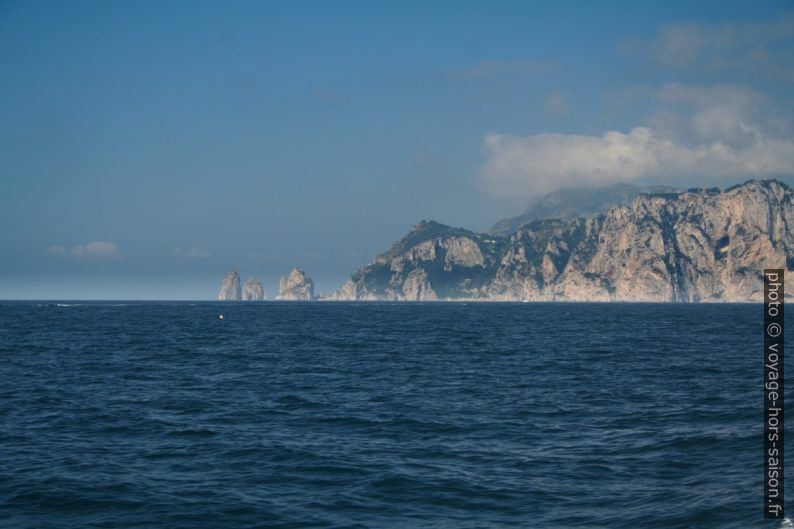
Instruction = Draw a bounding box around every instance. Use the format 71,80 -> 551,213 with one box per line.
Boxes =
276,268 -> 315,300
217,270 -> 242,301
242,277 -> 266,301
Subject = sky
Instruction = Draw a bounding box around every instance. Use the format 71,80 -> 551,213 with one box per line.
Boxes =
1,0 -> 793,299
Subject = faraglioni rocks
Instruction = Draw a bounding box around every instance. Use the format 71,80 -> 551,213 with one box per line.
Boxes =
217,270 -> 242,301
242,277 -> 265,301
332,179 -> 794,302
276,268 -> 315,300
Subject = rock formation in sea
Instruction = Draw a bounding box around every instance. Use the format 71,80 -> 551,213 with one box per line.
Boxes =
242,277 -> 266,301
217,270 -> 242,301
276,268 -> 315,300
331,180 -> 794,302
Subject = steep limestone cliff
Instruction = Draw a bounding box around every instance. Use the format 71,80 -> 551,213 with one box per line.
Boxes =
328,220 -> 505,300
333,180 -> 793,302
276,268 -> 315,301
242,277 -> 265,301
217,270 -> 242,301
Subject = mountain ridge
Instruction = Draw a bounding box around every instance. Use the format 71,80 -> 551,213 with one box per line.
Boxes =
330,179 -> 793,302
489,183 -> 687,237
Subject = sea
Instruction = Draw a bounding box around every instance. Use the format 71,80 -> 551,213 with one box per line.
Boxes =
0,301 -> 786,528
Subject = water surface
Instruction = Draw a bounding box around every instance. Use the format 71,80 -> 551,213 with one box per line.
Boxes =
0,302 -> 780,528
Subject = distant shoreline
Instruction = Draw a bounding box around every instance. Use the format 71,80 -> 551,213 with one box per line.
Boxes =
0,299 -> 767,304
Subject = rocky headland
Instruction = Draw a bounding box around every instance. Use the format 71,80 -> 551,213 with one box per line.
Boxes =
330,180 -> 793,302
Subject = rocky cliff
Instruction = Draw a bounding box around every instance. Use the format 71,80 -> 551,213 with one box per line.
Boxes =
217,270 -> 242,301
242,277 -> 265,301
333,180 -> 793,302
276,268 -> 315,301
329,221 -> 506,301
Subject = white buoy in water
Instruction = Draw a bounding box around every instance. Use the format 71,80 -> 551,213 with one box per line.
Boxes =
219,314 -> 224,320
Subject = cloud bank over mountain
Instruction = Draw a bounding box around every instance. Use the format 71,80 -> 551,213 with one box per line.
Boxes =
479,11 -> 794,198
479,82 -> 794,197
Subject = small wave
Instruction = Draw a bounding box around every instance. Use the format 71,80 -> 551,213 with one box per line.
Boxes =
166,428 -> 219,438
779,518 -> 793,529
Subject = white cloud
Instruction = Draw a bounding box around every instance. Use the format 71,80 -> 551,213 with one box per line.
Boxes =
174,246 -> 210,259
652,83 -> 775,145
479,84 -> 794,197
71,241 -> 121,259
49,241 -> 121,259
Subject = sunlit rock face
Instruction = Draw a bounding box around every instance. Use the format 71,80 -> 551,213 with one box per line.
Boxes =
548,180 -> 793,302
218,271 -> 242,301
242,277 -> 265,301
401,268 -> 438,301
276,268 -> 315,301
331,220 -> 507,301
333,180 -> 794,302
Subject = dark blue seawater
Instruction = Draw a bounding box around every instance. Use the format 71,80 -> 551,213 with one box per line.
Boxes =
0,302 -> 786,528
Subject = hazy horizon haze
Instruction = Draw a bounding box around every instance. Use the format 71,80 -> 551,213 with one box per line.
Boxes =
2,1 -> 793,299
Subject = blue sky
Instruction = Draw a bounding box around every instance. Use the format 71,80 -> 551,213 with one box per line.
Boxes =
2,1 -> 793,299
